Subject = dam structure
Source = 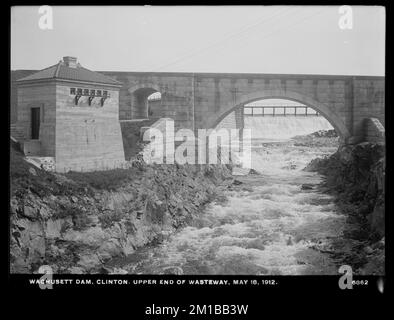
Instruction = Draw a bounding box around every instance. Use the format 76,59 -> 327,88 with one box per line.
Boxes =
11,63 -> 385,172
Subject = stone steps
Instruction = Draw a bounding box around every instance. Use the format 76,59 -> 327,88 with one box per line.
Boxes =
26,156 -> 55,171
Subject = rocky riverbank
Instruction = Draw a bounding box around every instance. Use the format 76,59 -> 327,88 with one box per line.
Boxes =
291,129 -> 339,148
304,141 -> 385,275
10,147 -> 233,274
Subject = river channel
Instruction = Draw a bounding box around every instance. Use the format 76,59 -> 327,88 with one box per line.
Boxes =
111,137 -> 345,275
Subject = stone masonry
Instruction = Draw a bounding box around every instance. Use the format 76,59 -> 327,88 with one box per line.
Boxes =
99,71 -> 385,144
12,68 -> 385,172
14,57 -> 126,172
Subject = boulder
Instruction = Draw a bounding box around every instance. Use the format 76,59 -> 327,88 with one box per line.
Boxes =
162,266 -> 183,275
39,206 -> 51,220
22,205 -> 38,219
232,179 -> 243,185
97,239 -> 123,261
63,226 -> 108,247
77,252 -> 101,271
68,266 -> 85,274
29,167 -> 37,176
45,219 -> 63,238
301,184 -> 314,190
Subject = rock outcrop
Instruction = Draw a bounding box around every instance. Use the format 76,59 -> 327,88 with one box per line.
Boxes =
304,142 -> 385,274
10,147 -> 232,274
291,129 -> 339,147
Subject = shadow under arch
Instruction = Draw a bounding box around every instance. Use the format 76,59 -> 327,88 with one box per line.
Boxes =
127,83 -> 162,119
128,83 -> 162,95
210,89 -> 351,140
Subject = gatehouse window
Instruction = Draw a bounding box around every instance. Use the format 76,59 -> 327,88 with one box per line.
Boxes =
70,88 -> 76,94
83,89 -> 89,96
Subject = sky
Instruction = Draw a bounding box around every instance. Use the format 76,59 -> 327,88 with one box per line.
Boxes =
11,6 -> 385,76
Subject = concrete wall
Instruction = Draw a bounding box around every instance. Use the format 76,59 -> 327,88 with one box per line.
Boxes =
16,82 -> 57,156
54,82 -> 125,172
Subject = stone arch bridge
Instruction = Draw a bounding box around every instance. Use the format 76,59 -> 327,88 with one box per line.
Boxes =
94,71 -> 385,143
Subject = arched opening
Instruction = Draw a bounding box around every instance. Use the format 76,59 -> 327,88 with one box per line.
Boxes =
130,88 -> 162,119
127,84 -> 162,120
119,85 -> 162,161
216,98 -> 338,141
210,89 -> 350,141
214,96 -> 341,174
147,91 -> 162,118
244,98 -> 334,141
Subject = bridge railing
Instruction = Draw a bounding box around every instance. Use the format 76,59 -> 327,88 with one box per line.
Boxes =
243,106 -> 319,117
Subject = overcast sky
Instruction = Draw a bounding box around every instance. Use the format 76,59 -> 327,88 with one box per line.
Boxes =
11,6 -> 385,76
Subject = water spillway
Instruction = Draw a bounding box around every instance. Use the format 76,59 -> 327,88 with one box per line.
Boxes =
245,116 -> 334,140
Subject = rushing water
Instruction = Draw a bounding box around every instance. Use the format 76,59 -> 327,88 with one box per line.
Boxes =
112,136 -> 346,275
245,116 -> 334,140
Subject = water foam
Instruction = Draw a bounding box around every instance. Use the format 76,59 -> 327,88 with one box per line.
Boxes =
119,140 -> 344,275
246,116 -> 334,140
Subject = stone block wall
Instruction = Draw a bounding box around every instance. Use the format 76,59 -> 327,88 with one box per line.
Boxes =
23,140 -> 42,156
55,82 -> 125,172
352,79 -> 385,142
215,110 -> 237,130
192,75 -> 353,140
147,99 -> 163,120
100,72 -> 195,131
13,71 -> 385,158
11,70 -> 36,124
16,83 -> 57,156
364,118 -> 385,144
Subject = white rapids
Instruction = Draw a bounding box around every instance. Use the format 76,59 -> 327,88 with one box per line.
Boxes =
115,137 -> 346,275
245,116 -> 334,140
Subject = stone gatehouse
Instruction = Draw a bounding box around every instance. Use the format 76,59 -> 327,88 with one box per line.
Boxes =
13,56 -> 126,172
